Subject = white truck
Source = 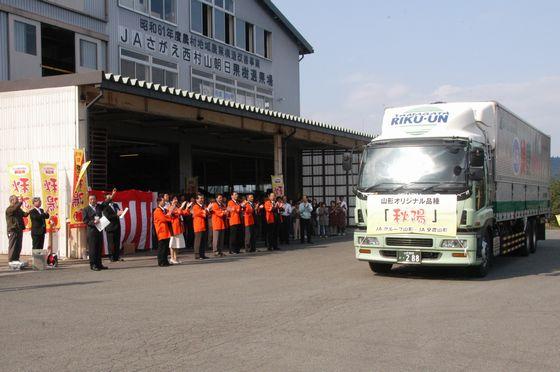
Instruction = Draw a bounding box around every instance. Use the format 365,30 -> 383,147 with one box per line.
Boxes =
353,102 -> 551,277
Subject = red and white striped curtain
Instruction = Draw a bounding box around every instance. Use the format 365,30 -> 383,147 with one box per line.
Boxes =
91,190 -> 158,255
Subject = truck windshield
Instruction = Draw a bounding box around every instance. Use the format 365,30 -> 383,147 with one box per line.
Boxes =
358,143 -> 467,192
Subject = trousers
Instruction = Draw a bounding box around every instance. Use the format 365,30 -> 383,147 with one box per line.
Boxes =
157,238 -> 170,265
8,230 -> 23,261
212,229 -> 225,254
245,225 -> 256,251
194,231 -> 207,258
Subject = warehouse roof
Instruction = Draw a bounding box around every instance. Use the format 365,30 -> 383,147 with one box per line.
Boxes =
0,71 -> 373,142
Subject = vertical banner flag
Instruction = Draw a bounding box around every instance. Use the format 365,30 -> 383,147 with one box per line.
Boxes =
8,163 -> 34,228
271,175 -> 285,197
39,163 -> 60,230
70,149 -> 89,226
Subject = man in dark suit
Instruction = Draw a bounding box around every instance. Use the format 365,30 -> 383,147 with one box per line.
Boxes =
82,194 -> 107,271
102,189 -> 123,262
29,197 -> 50,251
5,195 -> 29,264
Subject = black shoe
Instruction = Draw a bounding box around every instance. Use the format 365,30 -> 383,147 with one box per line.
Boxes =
201,256 -> 210,259
99,265 -> 109,270
90,266 -> 101,271
195,257 -> 204,260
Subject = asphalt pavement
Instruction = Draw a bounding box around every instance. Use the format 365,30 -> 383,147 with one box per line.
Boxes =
0,231 -> 559,372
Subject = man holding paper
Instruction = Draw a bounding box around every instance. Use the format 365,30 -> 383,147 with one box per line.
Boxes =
83,194 -> 107,271
102,189 -> 124,262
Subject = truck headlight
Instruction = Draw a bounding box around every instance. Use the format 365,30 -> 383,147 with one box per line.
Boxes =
358,236 -> 380,246
440,239 -> 468,248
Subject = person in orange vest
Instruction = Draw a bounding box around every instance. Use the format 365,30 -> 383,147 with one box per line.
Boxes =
263,192 -> 280,251
243,194 -> 257,252
168,196 -> 192,264
192,193 -> 210,260
211,194 -> 228,257
153,195 -> 173,267
227,192 -> 243,254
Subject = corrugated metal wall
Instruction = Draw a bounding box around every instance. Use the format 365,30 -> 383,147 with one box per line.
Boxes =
0,11 -> 7,80
0,86 -> 78,257
0,0 -> 106,34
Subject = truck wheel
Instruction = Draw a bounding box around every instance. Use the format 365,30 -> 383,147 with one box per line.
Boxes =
470,231 -> 492,278
369,262 -> 392,274
519,222 -> 532,257
529,220 -> 537,254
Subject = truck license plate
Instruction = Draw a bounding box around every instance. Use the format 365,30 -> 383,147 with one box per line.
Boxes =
397,251 -> 422,264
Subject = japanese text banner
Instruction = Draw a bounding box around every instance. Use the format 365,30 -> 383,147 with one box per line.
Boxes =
39,163 -> 60,230
69,149 -> 89,226
367,194 -> 457,237
271,175 -> 284,197
8,163 -> 34,229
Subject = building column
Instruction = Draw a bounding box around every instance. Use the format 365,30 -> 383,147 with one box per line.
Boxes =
273,133 -> 283,176
179,139 -> 192,192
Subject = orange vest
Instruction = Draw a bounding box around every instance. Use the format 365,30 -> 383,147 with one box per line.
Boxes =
212,202 -> 227,231
244,202 -> 255,226
192,203 -> 207,233
170,208 -> 189,236
153,207 -> 172,240
228,200 -> 242,226
264,200 -> 275,224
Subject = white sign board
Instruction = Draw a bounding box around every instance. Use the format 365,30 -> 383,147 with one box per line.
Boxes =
367,194 -> 457,237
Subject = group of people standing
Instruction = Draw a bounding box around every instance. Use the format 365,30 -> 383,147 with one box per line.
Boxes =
5,189 -> 347,271
152,192 -> 348,268
5,195 -> 51,268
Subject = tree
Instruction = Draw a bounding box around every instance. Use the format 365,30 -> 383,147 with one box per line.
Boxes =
550,179 -> 560,226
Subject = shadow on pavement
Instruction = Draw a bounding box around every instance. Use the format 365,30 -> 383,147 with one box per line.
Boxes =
0,280 -> 103,293
375,239 -> 560,281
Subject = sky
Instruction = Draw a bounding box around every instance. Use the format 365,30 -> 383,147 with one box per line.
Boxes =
276,0 -> 560,155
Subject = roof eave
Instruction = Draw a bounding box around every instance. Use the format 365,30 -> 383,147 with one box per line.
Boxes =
259,0 -> 314,55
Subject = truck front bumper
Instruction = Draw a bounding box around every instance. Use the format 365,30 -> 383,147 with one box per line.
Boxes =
354,231 -> 480,267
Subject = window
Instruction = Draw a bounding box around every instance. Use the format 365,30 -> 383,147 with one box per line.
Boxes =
151,0 -> 176,23
244,22 -> 254,53
119,0 -> 148,14
120,48 -> 177,87
191,69 -> 272,107
79,39 -> 97,69
120,49 -> 149,81
235,19 -> 254,52
191,0 -> 212,37
264,30 -> 272,59
14,20 -> 36,55
214,8 -> 234,44
255,27 -> 272,59
152,57 -> 178,87
235,19 -> 246,50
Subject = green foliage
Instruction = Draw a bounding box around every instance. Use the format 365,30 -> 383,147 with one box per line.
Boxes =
550,179 -> 560,226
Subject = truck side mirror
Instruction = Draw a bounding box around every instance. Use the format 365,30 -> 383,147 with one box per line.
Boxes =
469,167 -> 484,181
342,152 -> 353,172
469,148 -> 484,167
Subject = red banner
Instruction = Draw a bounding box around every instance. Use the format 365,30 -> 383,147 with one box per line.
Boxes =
91,190 -> 156,253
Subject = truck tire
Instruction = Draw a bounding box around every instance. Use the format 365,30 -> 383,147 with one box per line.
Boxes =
369,262 -> 392,274
519,222 -> 532,257
470,231 -> 492,278
529,219 -> 537,254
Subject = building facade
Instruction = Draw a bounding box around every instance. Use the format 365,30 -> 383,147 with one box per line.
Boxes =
0,0 -> 313,114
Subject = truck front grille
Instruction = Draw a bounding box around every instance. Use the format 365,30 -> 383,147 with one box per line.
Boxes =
385,237 -> 433,248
